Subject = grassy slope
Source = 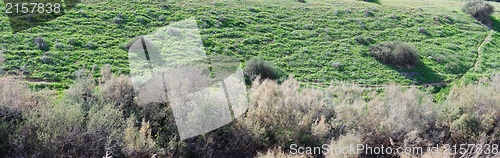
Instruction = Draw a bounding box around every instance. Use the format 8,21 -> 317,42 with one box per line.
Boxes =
0,0 -> 495,89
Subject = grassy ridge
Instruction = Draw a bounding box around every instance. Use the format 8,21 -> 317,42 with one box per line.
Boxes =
0,0 -> 494,88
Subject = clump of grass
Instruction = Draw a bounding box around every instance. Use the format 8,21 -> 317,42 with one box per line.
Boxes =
462,0 -> 494,24
369,41 -> 420,67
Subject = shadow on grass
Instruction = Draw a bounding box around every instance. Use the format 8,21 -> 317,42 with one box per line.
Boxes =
388,61 -> 446,85
360,0 -> 380,4
490,16 -> 500,32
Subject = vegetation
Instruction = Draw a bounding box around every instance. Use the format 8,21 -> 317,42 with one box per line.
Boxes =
0,67 -> 498,157
0,0 -> 493,87
0,0 -> 499,157
244,57 -> 286,82
463,0 -> 494,24
369,41 -> 420,67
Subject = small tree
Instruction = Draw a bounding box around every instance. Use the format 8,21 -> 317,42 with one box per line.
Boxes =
463,0 -> 494,24
369,41 -> 420,67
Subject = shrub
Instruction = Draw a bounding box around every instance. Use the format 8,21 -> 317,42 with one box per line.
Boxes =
369,41 -> 420,67
100,75 -> 136,113
135,16 -> 146,24
158,15 -> 166,21
68,38 -> 83,47
123,116 -> 162,157
324,133 -> 361,158
462,0 -> 494,23
364,7 -> 373,16
84,103 -> 125,156
85,41 -> 96,49
444,75 -> 500,143
244,57 -> 285,82
234,77 -> 334,150
112,16 -> 125,24
40,52 -> 53,64
256,148 -> 306,158
354,36 -> 374,45
23,102 -> 86,157
417,27 -> 429,35
33,37 -> 49,51
297,0 -> 306,3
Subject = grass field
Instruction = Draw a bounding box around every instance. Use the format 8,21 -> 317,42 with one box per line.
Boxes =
1,0 -> 499,157
0,0 -> 497,89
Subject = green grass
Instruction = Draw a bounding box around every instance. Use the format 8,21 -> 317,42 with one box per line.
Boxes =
0,0 -> 496,88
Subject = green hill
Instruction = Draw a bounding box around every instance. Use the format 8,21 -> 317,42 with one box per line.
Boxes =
0,0 -> 498,88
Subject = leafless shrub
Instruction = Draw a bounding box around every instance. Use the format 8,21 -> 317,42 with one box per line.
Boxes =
99,67 -> 135,113
123,116 -> 163,157
64,69 -> 96,106
324,133 -> 361,158
235,77 -> 334,150
256,148 -> 307,158
85,103 -> 125,156
331,84 -> 440,157
444,74 -> 500,144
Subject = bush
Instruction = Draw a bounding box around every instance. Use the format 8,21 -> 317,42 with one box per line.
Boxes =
112,16 -> 125,24
354,36 -> 374,45
369,41 -> 420,67
462,0 -> 494,23
417,27 -> 429,35
122,116 -> 162,157
33,37 -> 49,51
244,57 -> 285,82
85,41 -> 96,49
364,7 -> 373,17
234,78 -> 334,150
